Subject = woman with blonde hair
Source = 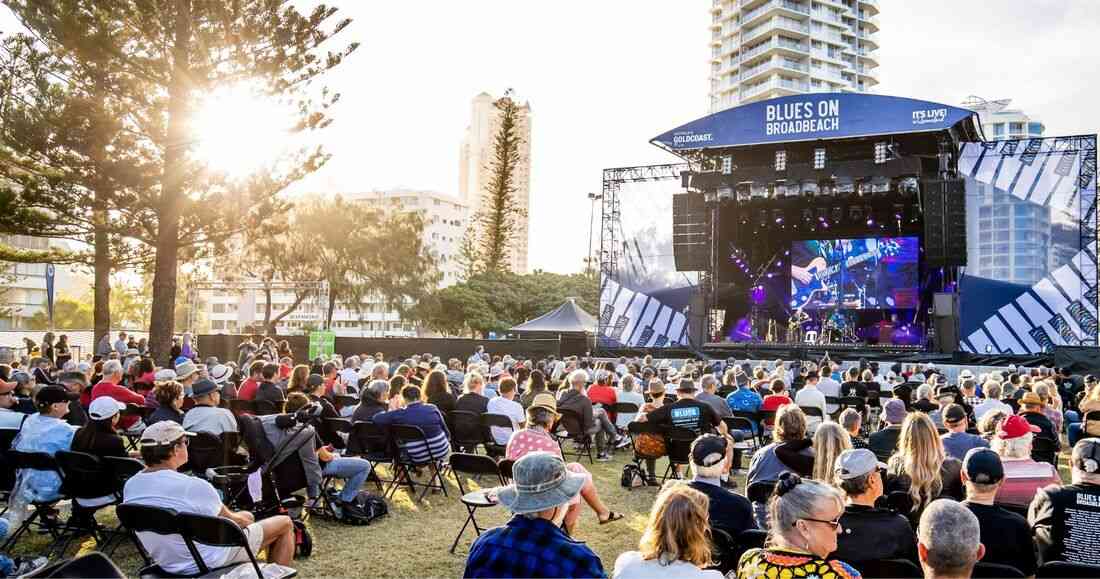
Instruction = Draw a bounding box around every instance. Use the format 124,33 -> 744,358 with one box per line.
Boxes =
885,412 -> 962,523
285,364 -> 311,394
811,422 -> 852,483
613,485 -> 722,579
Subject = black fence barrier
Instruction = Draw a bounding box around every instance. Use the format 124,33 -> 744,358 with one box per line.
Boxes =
196,334 -> 588,366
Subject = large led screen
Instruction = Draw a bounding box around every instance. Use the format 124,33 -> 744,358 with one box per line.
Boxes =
789,236 -> 920,311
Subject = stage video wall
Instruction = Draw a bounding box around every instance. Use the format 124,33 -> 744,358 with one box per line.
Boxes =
789,236 -> 920,311
959,135 -> 1098,354
598,177 -> 698,348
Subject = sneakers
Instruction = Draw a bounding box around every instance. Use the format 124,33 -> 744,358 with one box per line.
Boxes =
615,435 -> 632,449
11,557 -> 48,576
595,453 -> 611,462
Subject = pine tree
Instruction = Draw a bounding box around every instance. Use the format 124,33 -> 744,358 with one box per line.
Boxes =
477,89 -> 527,273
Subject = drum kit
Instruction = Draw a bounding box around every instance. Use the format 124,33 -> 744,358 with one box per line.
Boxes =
787,309 -> 858,345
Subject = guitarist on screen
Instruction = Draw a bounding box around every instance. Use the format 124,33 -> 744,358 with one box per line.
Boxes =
790,240 -> 841,309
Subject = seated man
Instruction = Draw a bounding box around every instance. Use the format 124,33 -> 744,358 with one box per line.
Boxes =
9,386 -> 77,519
557,370 -> 618,462
465,452 -> 603,579
371,385 -> 451,464
284,393 -> 373,509
91,359 -> 146,432
991,415 -> 1062,507
486,377 -> 525,448
940,403 -> 988,460
683,434 -> 754,539
254,363 -> 286,408
917,499 -> 985,579
1030,437 -> 1100,565
182,379 -> 238,436
833,448 -> 918,565
123,422 -> 294,575
960,448 -> 1037,577
869,398 -> 906,461
352,380 -> 389,423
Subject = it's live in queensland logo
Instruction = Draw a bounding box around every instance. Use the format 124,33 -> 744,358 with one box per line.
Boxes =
672,131 -> 714,146
912,108 -> 948,125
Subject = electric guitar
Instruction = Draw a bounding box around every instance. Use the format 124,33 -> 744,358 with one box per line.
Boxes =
790,242 -> 899,310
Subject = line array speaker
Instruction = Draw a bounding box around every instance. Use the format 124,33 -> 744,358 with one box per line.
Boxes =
673,193 -> 710,271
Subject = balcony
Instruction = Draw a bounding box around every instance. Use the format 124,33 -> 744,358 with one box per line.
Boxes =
742,15 -> 809,43
741,77 -> 809,99
858,0 -> 880,15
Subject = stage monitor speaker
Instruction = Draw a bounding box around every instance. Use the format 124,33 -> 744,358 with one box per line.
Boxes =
673,193 -> 709,271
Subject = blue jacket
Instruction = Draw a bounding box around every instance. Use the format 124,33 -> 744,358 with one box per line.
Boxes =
371,402 -> 450,440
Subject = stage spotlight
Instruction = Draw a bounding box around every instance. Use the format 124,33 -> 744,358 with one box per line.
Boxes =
735,182 -> 751,202
801,180 -> 820,198
855,178 -> 870,197
772,209 -> 785,226
757,209 -> 768,228
871,176 -> 891,194
874,141 -> 888,164
721,155 -> 733,175
816,207 -> 829,223
818,178 -> 837,197
801,208 -> 814,224
813,147 -> 826,169
898,176 -> 920,196
775,150 -> 787,171
831,207 -> 844,223
848,206 -> 863,222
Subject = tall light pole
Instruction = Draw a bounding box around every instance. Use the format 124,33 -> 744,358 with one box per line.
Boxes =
586,192 -> 602,277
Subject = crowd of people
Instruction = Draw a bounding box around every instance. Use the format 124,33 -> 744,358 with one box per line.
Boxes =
3,333 -> 1100,578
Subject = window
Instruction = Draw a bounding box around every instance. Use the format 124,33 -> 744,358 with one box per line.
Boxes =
1028,122 -> 1044,135
1009,122 -> 1024,133
212,303 -> 226,314
992,123 -> 1005,136
211,320 -> 225,330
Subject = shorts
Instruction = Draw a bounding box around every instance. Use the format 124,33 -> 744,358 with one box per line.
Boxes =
220,522 -> 265,565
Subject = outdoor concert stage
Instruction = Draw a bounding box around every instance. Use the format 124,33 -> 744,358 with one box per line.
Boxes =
596,93 -> 1098,361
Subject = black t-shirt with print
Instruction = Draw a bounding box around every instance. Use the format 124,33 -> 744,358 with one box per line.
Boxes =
647,398 -> 720,434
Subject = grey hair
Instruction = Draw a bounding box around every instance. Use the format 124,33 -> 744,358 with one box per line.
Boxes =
102,360 -> 123,377
768,478 -> 844,546
992,431 -> 1033,459
568,369 -> 589,386
917,499 -> 981,575
690,458 -> 725,480
621,374 -> 636,393
700,375 -> 718,390
983,381 -> 1002,400
915,384 -> 932,401
365,379 -> 389,402
346,355 -> 360,369
839,408 -> 862,432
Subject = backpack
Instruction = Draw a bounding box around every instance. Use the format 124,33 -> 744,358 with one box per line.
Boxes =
331,490 -> 388,525
620,463 -> 646,489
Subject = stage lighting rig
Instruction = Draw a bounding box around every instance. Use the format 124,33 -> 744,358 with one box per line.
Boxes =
757,209 -> 769,229
721,155 -> 733,175
874,141 -> 888,164
831,207 -> 844,224
735,182 -> 751,203
898,176 -> 920,197
855,178 -> 871,197
848,206 -> 863,223
775,150 -> 787,171
813,147 -> 827,170
772,209 -> 785,227
818,177 -> 837,197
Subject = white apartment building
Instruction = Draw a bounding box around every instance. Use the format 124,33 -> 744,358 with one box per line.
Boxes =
198,189 -> 470,337
0,235 -> 85,330
459,92 -> 532,273
962,97 -> 1069,286
708,0 -> 880,113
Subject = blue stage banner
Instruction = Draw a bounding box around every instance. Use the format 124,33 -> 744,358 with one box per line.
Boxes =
959,135 -> 1098,355
651,93 -> 979,152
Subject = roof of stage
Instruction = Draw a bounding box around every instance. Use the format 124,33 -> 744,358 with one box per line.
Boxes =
651,93 -> 984,155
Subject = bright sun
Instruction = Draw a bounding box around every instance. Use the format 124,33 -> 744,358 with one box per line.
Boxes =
189,83 -> 295,178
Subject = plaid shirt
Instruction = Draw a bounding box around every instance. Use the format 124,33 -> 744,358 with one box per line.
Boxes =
465,515 -> 606,579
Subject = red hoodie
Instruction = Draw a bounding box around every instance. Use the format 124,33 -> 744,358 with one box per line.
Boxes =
91,380 -> 146,429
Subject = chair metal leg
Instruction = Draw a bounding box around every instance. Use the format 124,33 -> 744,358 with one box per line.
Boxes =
449,508 -> 477,554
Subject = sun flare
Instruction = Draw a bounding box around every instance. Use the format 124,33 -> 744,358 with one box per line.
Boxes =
189,84 -> 295,178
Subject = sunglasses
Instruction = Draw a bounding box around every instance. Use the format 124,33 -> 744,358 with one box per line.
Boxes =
799,516 -> 842,530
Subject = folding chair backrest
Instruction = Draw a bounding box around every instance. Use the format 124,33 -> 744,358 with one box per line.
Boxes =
481,413 -> 514,431
857,558 -> 922,579
798,405 -> 824,419
103,456 -> 145,491
745,480 -> 776,503
252,400 -> 282,416
8,449 -> 61,473
723,416 -> 754,433
178,512 -> 264,577
188,432 -> 226,473
116,503 -> 183,537
334,395 -> 358,411
972,561 -> 1026,578
0,427 -> 21,450
1037,561 -> 1100,578
325,417 -> 352,434
557,408 -> 585,438
449,453 -> 504,493
350,421 -> 393,458
610,402 -> 639,416
664,427 -> 696,465
1031,436 -> 1058,465
450,410 -> 486,445
55,450 -> 110,500
391,424 -> 444,463
498,459 -> 514,483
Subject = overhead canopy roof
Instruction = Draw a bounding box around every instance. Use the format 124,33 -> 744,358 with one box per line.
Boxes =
510,298 -> 597,334
651,93 -> 983,155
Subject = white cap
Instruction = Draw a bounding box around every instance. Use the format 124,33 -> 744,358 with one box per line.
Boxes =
89,397 -> 126,420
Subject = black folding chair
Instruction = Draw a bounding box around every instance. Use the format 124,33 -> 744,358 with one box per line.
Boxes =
121,404 -> 153,450
723,416 -> 759,456
448,453 -> 505,554
179,512 -> 297,578
389,424 -> 449,503
103,456 -> 145,495
23,551 -> 125,578
115,503 -> 178,574
186,432 -> 226,477
497,459 -> 515,484
252,399 -> 282,416
0,427 -> 22,513
661,427 -> 696,482
707,528 -> 738,575
746,480 -> 776,504
1082,410 -> 1100,438
798,405 -> 825,422
973,561 -> 1025,578
1,450 -> 70,553
728,528 -> 768,566
480,414 -> 514,457
1031,436 -> 1058,465
554,407 -> 595,464
325,417 -> 352,434
450,410 -> 488,454
757,410 -> 777,441
608,402 -> 640,434
838,396 -> 866,417
856,558 -> 923,579
1037,561 -> 1100,578
229,399 -> 253,416
348,421 -> 394,493
55,451 -> 127,555
730,410 -> 765,447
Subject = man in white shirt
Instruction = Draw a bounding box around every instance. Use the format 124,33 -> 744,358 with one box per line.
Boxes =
0,380 -> 26,429
817,363 -> 842,414
972,381 -> 1012,420
794,371 -> 828,431
123,422 -> 294,575
338,356 -> 361,394
486,378 -> 525,445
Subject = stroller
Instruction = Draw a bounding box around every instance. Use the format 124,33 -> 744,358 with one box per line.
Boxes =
210,408 -> 320,558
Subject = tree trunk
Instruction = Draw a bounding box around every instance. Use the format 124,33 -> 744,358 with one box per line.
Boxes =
263,285 -> 273,333
93,219 -> 111,344
148,0 -> 191,365
325,290 -> 336,330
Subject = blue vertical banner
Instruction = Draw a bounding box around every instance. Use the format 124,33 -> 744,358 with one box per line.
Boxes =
45,263 -> 55,328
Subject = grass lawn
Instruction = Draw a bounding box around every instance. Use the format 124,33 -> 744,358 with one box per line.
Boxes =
11,449 -> 748,578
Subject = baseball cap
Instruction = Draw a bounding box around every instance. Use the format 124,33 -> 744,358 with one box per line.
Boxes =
943,403 -> 967,425
529,393 -> 559,417
1072,438 -> 1100,474
676,378 -> 697,392
690,434 -> 728,467
141,421 -> 195,447
963,448 -> 1004,484
88,397 -> 126,420
307,374 -> 324,388
834,448 -> 886,480
189,379 -> 219,398
209,364 -> 231,385
998,414 -> 1041,439
36,385 -> 77,405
